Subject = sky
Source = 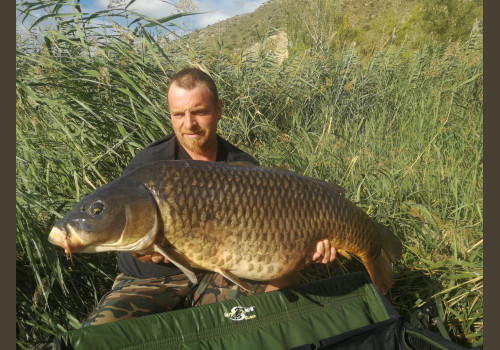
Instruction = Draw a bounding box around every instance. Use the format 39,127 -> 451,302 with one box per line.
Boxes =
79,0 -> 268,30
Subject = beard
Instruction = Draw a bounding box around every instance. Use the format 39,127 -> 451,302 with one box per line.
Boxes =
181,136 -> 204,154
177,129 -> 215,156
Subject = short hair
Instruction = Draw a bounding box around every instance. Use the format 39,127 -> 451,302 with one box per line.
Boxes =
167,67 -> 219,104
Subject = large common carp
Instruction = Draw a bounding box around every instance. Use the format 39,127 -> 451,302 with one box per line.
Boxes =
48,160 -> 402,294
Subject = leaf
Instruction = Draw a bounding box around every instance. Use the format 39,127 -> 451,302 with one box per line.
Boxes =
125,0 -> 138,10
30,13 -> 77,29
143,12 -> 199,28
113,69 -> 152,105
16,81 -> 38,101
44,35 -> 53,54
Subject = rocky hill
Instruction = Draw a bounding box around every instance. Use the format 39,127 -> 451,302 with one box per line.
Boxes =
188,0 -> 482,58
190,0 -> 413,52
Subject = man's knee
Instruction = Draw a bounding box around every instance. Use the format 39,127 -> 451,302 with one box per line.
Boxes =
82,273 -> 191,327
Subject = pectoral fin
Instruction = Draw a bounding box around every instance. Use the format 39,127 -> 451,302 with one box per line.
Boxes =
154,244 -> 198,284
337,249 -> 352,260
215,268 -> 257,293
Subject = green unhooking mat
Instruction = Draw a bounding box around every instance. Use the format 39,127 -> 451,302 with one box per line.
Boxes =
53,272 -> 471,350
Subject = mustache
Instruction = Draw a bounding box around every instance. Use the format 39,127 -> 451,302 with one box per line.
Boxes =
181,129 -> 203,134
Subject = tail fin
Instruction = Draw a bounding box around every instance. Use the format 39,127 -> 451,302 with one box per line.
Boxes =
377,223 -> 402,263
363,224 -> 402,295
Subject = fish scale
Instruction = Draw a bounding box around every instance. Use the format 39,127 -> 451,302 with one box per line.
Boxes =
48,160 -> 402,294
150,162 -> 352,279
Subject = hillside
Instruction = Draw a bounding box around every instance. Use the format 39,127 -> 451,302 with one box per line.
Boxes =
189,0 -> 482,56
191,0 -> 299,48
190,0 -> 414,49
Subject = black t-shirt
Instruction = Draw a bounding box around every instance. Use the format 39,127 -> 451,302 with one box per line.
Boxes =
118,133 -> 259,278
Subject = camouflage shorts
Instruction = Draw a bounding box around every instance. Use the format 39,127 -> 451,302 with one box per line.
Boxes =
82,272 -> 267,327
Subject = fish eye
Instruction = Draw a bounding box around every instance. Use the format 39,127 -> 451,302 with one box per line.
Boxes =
90,201 -> 105,216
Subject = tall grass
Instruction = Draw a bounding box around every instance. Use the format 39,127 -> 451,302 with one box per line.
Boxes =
16,1 -> 483,348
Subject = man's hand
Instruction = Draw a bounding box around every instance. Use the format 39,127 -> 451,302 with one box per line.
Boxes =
265,240 -> 336,292
312,239 -> 336,264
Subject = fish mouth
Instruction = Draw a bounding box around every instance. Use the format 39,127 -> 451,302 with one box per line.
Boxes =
48,225 -> 84,260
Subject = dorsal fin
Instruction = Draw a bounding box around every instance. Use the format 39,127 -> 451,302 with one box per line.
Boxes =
315,179 -> 347,195
224,161 -> 260,168
224,162 -> 346,195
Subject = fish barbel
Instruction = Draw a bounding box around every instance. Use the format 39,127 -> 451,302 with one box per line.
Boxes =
48,160 -> 402,294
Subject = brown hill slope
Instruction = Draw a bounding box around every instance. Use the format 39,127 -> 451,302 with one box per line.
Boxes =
188,0 -> 482,57
190,0 -> 413,51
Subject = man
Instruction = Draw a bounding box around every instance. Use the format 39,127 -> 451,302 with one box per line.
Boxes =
83,67 -> 336,327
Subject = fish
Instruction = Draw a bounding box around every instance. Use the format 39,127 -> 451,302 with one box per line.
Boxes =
48,160 -> 402,294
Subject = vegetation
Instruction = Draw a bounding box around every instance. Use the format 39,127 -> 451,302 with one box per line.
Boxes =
16,0 -> 482,348
194,0 -> 483,55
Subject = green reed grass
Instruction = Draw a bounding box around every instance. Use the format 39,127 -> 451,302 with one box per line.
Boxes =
16,1 -> 482,348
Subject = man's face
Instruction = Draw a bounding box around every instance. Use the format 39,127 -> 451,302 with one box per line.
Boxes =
168,82 -> 222,156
